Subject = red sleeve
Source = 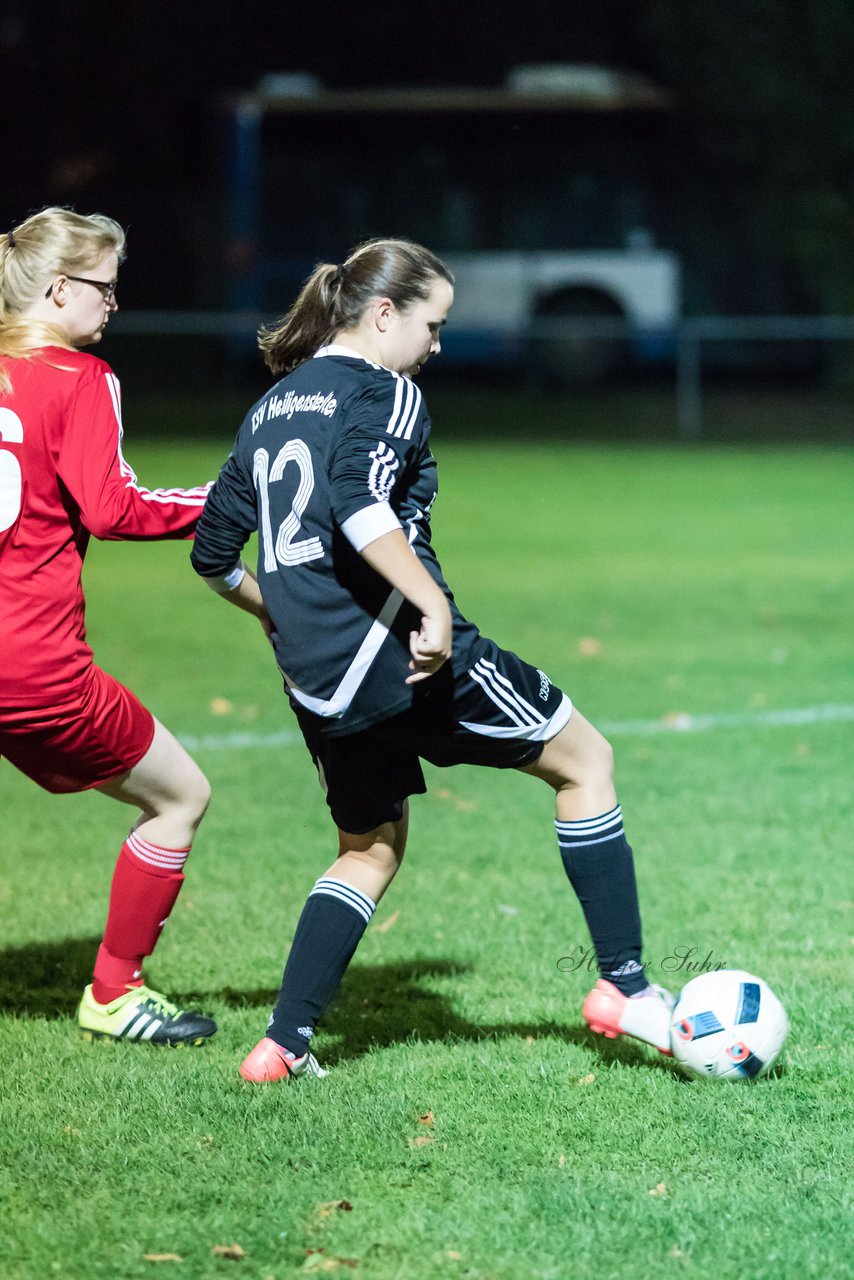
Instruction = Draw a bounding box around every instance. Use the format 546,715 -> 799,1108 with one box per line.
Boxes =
56,367 -> 210,540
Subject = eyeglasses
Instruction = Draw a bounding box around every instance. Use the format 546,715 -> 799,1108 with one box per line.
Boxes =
44,275 -> 117,302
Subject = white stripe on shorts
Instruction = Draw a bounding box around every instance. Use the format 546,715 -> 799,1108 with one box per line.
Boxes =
461,693 -> 573,742
468,658 -> 544,728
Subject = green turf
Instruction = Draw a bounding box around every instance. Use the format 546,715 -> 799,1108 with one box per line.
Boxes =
1,439 -> 852,1279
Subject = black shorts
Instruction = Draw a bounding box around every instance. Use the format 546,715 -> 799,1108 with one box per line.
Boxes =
294,636 -> 572,833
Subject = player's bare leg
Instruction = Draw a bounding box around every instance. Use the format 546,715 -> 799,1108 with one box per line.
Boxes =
520,709 -> 673,1054
519,707 -> 616,820
96,717 -> 210,847
77,718 -> 215,1044
324,809 -> 409,903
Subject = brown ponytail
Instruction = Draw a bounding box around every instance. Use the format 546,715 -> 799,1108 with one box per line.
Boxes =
258,238 -> 454,376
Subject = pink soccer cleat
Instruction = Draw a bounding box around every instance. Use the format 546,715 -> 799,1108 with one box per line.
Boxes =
239,1036 -> 328,1083
582,979 -> 675,1055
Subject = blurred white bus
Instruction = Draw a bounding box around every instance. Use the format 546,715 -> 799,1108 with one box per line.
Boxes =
223,65 -> 681,382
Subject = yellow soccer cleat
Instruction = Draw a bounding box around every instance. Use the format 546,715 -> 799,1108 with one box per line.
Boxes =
77,983 -> 217,1046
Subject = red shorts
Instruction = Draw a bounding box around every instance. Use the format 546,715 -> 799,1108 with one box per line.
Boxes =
0,666 -> 156,794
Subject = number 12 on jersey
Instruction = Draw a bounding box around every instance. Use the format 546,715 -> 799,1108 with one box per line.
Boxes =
254,441 -> 324,570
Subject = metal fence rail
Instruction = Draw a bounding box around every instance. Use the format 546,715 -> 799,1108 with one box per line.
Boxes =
110,312 -> 854,439
675,316 -> 854,440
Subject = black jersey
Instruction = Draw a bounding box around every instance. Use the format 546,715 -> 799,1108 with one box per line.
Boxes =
192,346 -> 480,734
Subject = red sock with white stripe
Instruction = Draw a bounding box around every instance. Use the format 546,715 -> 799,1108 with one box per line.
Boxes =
91,832 -> 190,1005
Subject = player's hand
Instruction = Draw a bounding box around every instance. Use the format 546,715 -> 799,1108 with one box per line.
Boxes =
258,611 -> 276,647
406,611 -> 452,683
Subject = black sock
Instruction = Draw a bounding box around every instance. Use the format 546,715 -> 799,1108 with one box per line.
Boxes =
267,877 -> 376,1056
555,803 -> 647,995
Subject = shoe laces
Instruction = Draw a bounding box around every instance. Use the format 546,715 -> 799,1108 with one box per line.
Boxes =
134,986 -> 180,1018
292,1051 -> 327,1079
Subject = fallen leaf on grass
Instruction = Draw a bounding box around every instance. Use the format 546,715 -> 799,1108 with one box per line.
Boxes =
573,1073 -> 596,1086
373,910 -> 399,933
143,1255 -> 183,1264
417,1111 -> 435,1126
313,1200 -> 354,1218
667,1247 -> 688,1259
302,1252 -> 359,1272
63,1125 -> 81,1135
446,1251 -> 463,1261
211,1243 -> 246,1259
408,1135 -> 434,1147
209,697 -> 233,716
432,787 -> 477,812
648,1182 -> 669,1197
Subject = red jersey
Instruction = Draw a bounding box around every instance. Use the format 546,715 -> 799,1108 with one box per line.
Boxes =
0,347 -> 209,708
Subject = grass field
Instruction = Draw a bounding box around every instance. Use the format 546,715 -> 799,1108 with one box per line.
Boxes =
1,433 -> 852,1279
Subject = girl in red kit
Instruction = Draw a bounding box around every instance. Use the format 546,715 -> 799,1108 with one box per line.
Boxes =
0,207 -> 216,1045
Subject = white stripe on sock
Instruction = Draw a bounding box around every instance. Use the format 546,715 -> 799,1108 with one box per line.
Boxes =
556,829 -> 625,849
310,877 -> 376,926
555,805 -> 622,835
126,832 -> 189,871
555,806 -> 624,848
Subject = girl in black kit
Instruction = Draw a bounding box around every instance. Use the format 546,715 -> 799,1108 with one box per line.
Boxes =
191,238 -> 674,1082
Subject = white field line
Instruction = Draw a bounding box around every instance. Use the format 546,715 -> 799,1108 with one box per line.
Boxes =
178,703 -> 854,753
179,729 -> 304,751
600,702 -> 854,737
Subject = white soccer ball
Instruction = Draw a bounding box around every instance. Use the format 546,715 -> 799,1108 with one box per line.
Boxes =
669,969 -> 788,1080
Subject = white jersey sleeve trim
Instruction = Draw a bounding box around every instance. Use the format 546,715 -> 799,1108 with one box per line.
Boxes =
283,587 -> 404,718
341,501 -> 402,552
102,372 -> 211,508
387,373 -> 421,440
203,560 -> 247,593
104,371 -> 123,431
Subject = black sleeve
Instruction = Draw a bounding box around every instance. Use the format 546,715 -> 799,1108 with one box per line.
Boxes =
190,448 -> 257,577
